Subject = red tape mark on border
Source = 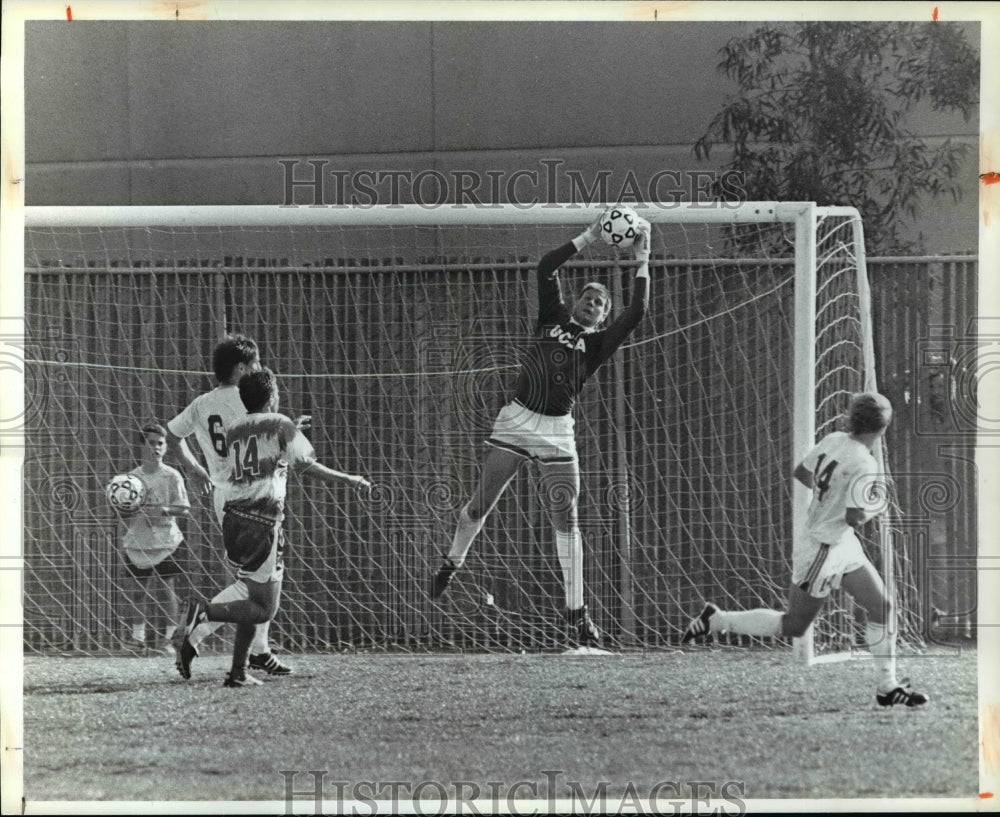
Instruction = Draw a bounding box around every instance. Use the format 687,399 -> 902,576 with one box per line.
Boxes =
66,6 -> 72,21
982,172 -> 1000,185
932,7 -> 939,21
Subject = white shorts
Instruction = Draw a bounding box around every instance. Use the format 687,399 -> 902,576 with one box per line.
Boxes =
791,528 -> 870,599
485,401 -> 578,464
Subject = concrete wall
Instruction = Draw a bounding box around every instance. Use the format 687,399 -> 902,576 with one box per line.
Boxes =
24,20 -> 980,251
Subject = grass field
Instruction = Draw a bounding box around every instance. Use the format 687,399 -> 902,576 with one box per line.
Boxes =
18,644 -> 981,813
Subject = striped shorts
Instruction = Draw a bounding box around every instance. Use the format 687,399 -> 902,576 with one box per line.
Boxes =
791,529 -> 869,599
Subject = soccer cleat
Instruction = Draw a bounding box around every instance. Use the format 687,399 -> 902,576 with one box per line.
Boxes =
566,605 -> 601,648
249,652 -> 293,675
682,602 -> 719,644
876,678 -> 929,708
223,668 -> 264,688
174,638 -> 198,680
171,600 -> 206,679
430,559 -> 458,599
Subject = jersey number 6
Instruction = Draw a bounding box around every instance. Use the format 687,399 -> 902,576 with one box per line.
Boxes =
208,414 -> 227,458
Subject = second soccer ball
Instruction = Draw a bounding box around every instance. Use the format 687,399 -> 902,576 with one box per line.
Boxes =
599,206 -> 640,248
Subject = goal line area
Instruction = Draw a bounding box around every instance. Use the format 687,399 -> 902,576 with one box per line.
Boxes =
20,203 -> 923,659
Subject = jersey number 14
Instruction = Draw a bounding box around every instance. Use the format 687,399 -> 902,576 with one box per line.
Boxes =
231,436 -> 261,481
813,454 -> 838,502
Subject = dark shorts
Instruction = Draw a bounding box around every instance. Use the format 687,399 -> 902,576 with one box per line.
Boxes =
124,542 -> 186,580
223,505 -> 284,580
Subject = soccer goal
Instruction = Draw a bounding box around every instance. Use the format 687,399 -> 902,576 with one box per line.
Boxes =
21,202 -> 922,661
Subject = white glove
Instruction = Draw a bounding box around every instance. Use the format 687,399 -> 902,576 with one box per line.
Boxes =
574,214 -> 604,249
633,217 -> 651,262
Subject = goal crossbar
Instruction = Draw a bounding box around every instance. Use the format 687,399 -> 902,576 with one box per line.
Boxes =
25,202 -> 813,229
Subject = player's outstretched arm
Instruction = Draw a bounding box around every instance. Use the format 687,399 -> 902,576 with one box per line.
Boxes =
301,460 -> 374,499
588,218 -> 651,368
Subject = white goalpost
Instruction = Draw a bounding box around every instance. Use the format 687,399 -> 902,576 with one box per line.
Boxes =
22,201 -> 920,660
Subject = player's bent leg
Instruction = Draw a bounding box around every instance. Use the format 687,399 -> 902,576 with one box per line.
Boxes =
682,585 -> 821,644
183,582 -> 247,660
781,583 -> 826,638
206,581 -> 276,625
432,447 -> 523,599
682,604 -> 786,643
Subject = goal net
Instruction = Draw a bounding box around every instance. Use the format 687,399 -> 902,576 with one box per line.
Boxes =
21,202 -> 923,658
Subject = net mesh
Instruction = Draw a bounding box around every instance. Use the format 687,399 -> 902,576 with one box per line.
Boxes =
22,207 -> 922,654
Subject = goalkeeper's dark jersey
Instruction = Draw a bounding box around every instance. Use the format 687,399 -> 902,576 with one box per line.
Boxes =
511,241 -> 648,416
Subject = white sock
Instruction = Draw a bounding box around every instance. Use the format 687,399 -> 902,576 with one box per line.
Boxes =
866,621 -> 898,691
250,621 -> 270,655
446,504 -> 485,567
189,581 -> 249,650
555,529 -> 584,610
713,608 -> 783,637
131,623 -> 146,642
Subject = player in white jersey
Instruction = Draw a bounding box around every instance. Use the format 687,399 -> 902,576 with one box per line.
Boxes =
173,368 -> 373,687
117,424 -> 191,654
682,393 -> 928,708
167,334 -> 297,678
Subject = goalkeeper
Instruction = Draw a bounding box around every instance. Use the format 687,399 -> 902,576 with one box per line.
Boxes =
430,213 -> 651,649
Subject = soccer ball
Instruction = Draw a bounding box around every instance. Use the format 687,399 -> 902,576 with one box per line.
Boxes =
106,473 -> 147,514
599,205 -> 640,247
